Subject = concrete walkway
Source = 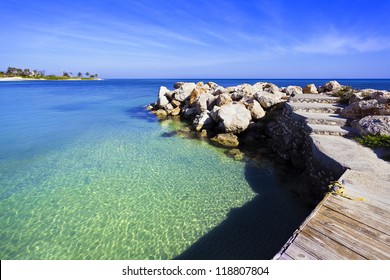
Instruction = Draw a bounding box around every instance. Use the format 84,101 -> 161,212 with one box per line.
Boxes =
275,94 -> 390,260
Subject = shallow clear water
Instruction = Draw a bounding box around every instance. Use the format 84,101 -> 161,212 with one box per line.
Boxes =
4,78 -> 385,259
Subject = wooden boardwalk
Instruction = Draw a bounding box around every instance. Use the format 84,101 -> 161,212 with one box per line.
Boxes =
275,170 -> 390,260
275,96 -> 390,260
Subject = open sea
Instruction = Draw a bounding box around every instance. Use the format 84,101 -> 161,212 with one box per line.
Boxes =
0,79 -> 388,260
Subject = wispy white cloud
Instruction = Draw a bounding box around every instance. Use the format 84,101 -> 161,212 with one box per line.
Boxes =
293,33 -> 390,55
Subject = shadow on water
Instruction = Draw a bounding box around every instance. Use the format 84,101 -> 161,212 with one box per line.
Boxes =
175,156 -> 313,260
125,106 -> 159,123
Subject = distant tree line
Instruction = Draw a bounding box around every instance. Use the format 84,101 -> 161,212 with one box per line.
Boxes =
0,67 -> 98,79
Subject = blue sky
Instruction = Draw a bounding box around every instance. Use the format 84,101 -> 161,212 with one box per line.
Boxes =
1,0 -> 390,78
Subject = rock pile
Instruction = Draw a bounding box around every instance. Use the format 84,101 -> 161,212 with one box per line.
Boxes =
341,90 -> 390,136
147,81 -> 290,147
147,80 -> 390,148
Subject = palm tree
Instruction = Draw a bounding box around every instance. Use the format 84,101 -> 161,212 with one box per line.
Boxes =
77,72 -> 83,78
85,72 -> 90,77
22,68 -> 31,77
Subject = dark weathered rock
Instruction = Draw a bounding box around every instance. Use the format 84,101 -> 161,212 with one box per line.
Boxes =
183,107 -> 199,118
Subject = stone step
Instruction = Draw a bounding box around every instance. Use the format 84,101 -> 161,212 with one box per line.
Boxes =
289,102 -> 345,114
293,111 -> 349,126
289,94 -> 340,104
306,124 -> 358,136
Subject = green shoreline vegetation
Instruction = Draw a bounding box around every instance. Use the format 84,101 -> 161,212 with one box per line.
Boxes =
0,66 -> 99,80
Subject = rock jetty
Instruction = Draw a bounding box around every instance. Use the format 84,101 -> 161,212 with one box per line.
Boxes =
147,80 -> 390,148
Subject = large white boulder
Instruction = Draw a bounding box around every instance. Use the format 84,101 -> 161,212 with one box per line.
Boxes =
324,80 -> 342,92
254,90 -> 286,108
246,99 -> 265,120
157,86 -> 170,108
303,84 -> 318,94
286,86 -> 303,96
173,83 -> 196,102
216,103 -> 252,133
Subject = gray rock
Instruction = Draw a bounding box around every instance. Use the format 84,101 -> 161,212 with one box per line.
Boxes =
216,93 -> 233,106
324,80 -> 341,92
212,87 -> 226,95
253,82 -> 280,94
246,99 -> 265,120
286,86 -> 303,96
254,90 -> 286,108
303,84 -> 318,94
210,133 -> 239,147
157,86 -> 170,107
341,99 -> 390,119
209,106 -> 220,122
193,92 -> 216,112
173,83 -> 196,102
370,91 -> 390,103
183,107 -> 199,118
263,83 -> 280,94
230,84 -> 255,101
216,103 -> 252,133
206,94 -> 218,110
174,82 -> 185,89
193,111 -> 214,131
207,81 -> 219,90
348,92 -> 365,104
355,115 -> 390,136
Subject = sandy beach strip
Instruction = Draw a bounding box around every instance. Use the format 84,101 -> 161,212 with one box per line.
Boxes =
0,77 -> 45,82
0,77 -> 102,81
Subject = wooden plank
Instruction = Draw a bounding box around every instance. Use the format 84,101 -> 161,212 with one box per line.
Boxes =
324,195 -> 390,233
283,243 -> 317,260
321,206 -> 390,247
310,211 -> 390,259
293,226 -> 366,259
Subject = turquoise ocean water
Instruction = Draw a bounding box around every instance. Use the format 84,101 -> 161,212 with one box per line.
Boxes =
0,79 -> 388,260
